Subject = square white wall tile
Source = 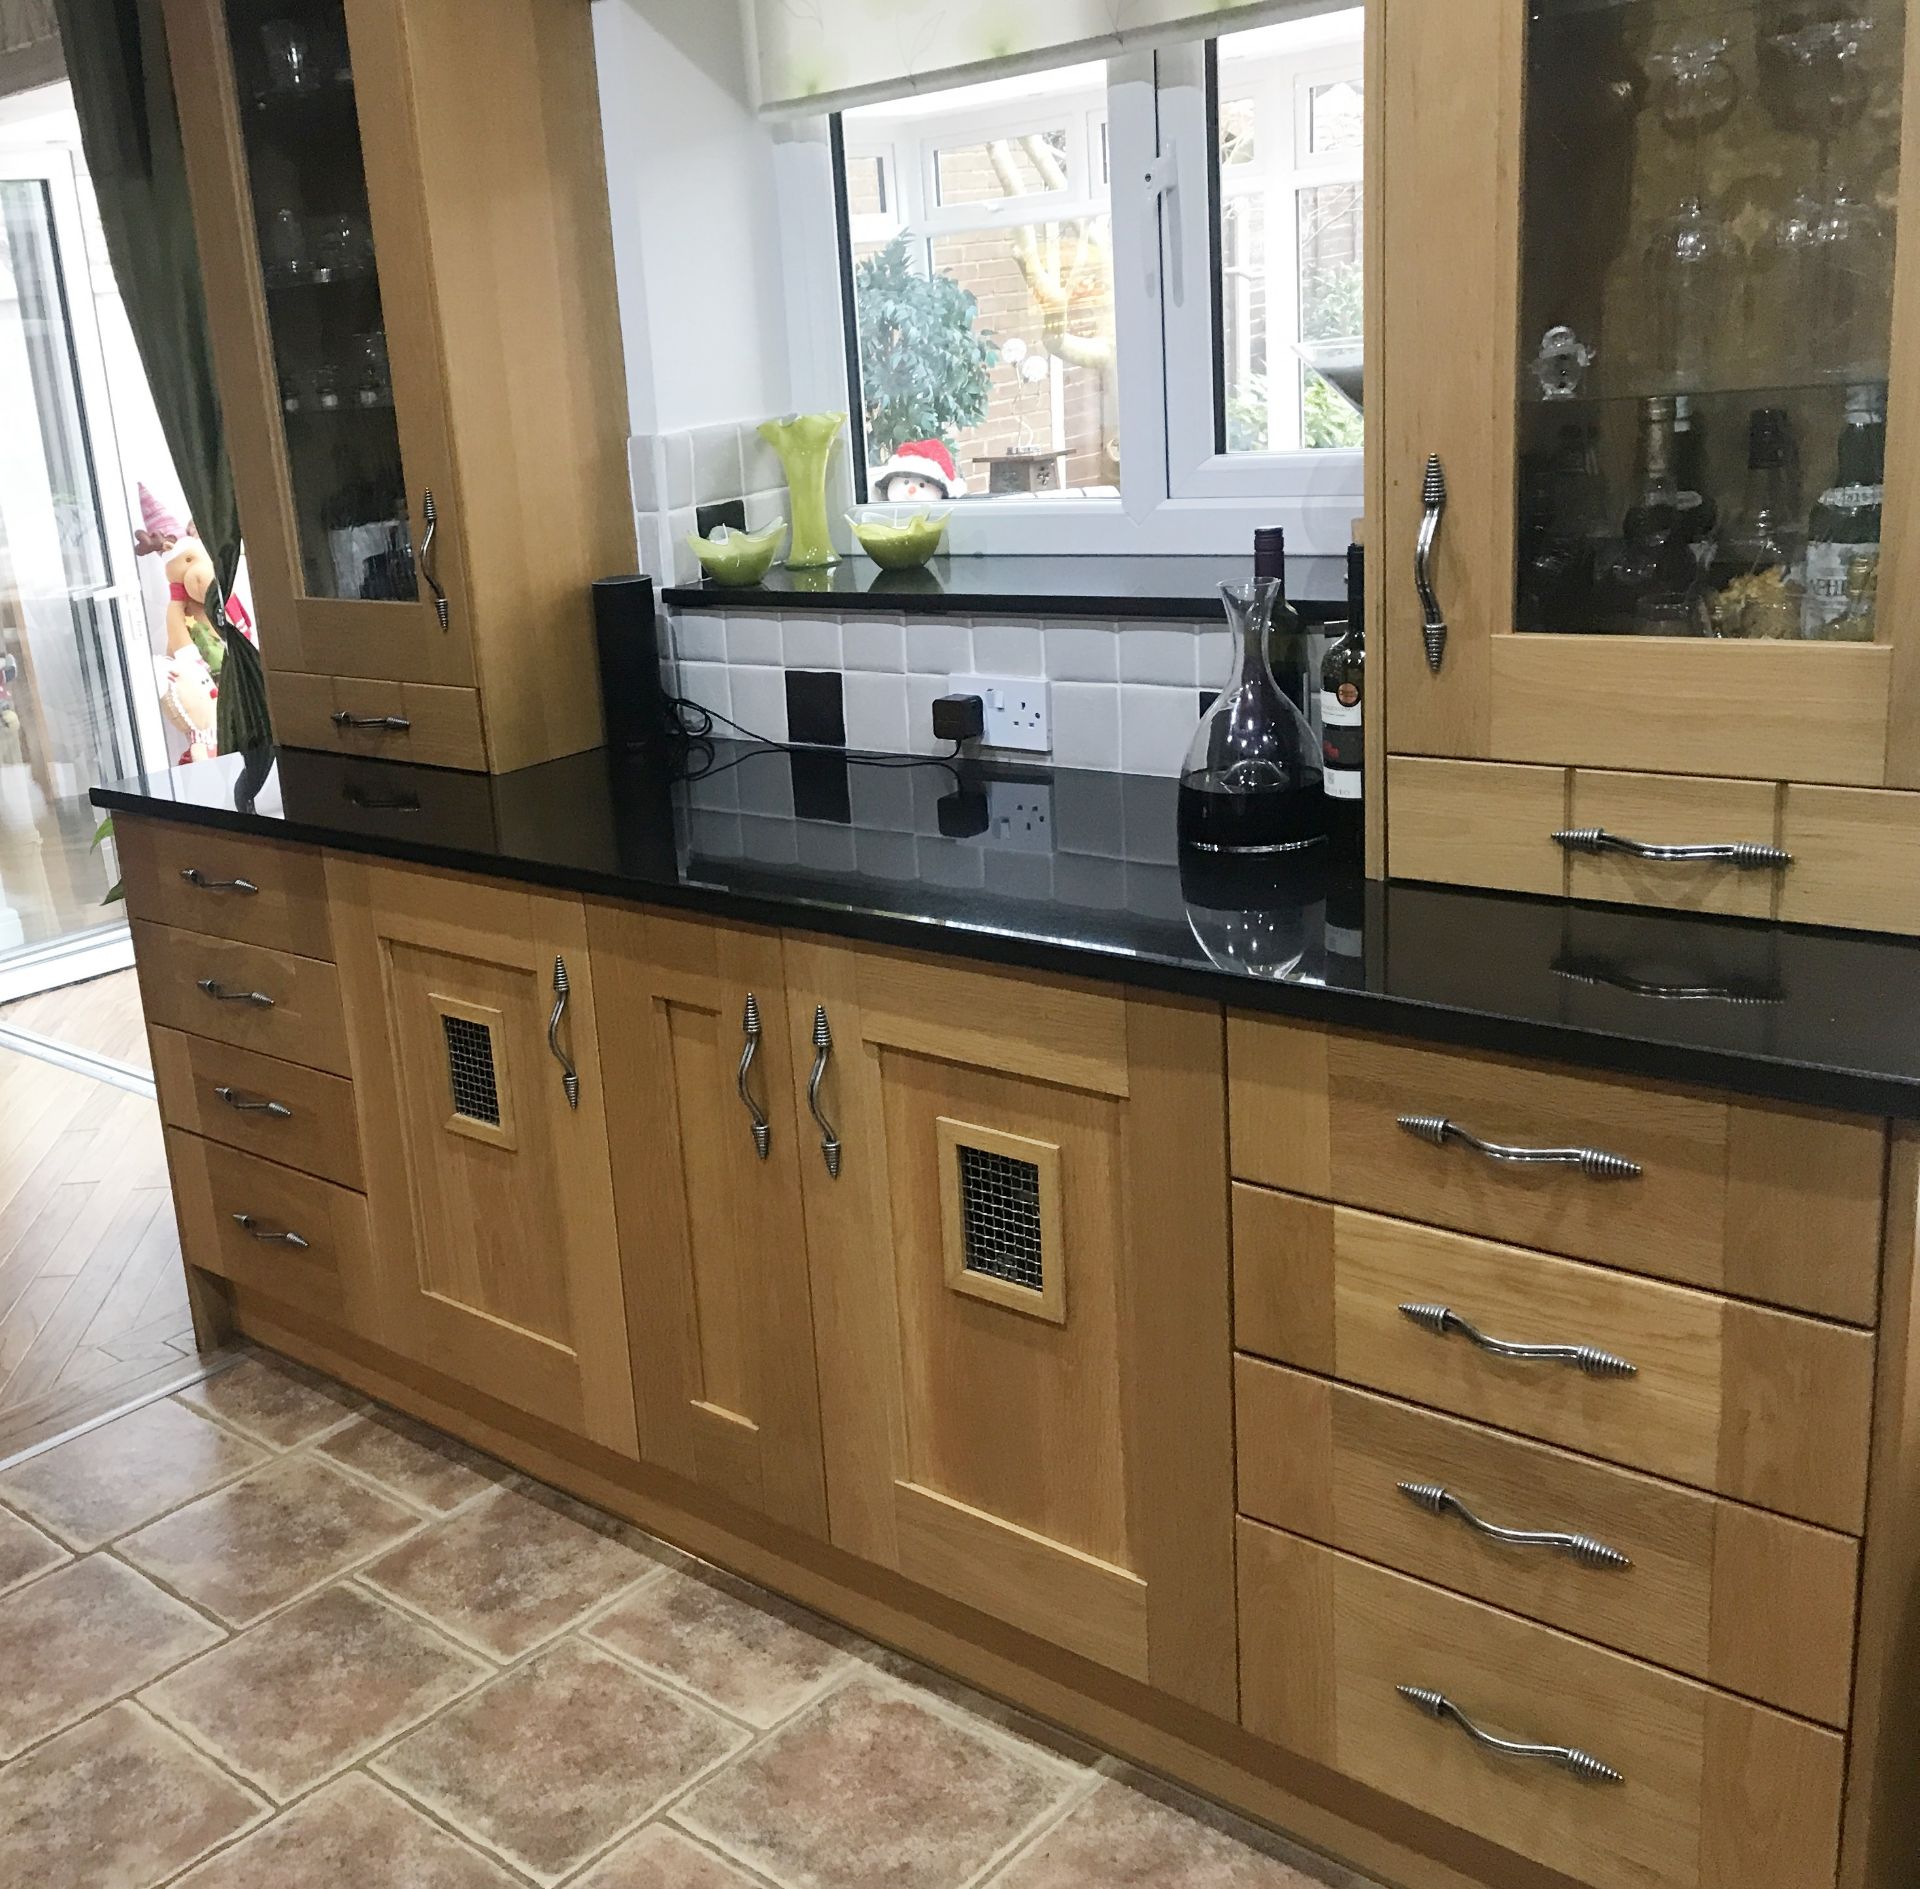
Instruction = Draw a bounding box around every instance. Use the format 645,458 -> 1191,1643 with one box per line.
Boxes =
1120,684 -> 1200,777
677,662 -> 730,724
725,614 -> 783,665
970,620 -> 1044,675
1196,628 -> 1233,691
916,838 -> 985,889
666,510 -> 701,586
1119,624 -> 1199,687
906,620 -> 970,676
905,674 -> 949,753
661,433 -> 694,510
843,671 -> 910,754
783,615 -> 842,669
744,488 -> 787,532
741,422 -> 782,493
843,615 -> 905,672
692,424 -> 744,507
671,612 -> 725,664
628,435 -> 661,514
729,664 -> 788,742
1044,622 -> 1118,682
1050,683 -> 1120,772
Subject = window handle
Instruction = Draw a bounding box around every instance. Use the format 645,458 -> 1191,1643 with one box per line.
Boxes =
1143,147 -> 1183,306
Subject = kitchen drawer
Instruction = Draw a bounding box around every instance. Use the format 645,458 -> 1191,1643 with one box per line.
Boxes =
1778,783 -> 1920,937
132,920 -> 351,1076
116,818 -> 332,956
165,1127 -> 368,1324
1227,1015 -> 1884,1324
1386,757 -> 1568,897
1235,1358 -> 1858,1725
271,672 -> 489,772
1561,771 -> 1786,921
1232,1186 -> 1874,1531
1238,1523 -> 1844,1889
151,1026 -> 363,1189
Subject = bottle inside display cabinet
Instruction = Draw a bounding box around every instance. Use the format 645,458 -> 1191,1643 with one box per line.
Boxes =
1804,382 -> 1887,636
1711,406 -> 1805,636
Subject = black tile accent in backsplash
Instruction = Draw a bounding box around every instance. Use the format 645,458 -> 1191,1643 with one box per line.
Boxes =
1198,690 -> 1219,717
695,498 -> 748,538
786,670 -> 846,748
791,751 -> 852,825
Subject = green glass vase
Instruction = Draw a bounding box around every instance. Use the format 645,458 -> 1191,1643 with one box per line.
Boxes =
759,412 -> 845,569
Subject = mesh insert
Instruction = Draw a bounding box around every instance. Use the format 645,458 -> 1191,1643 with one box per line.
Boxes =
443,1013 -> 501,1126
957,1144 -> 1044,1292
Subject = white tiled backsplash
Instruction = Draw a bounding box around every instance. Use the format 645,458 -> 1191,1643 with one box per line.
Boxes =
664,608 -> 1262,777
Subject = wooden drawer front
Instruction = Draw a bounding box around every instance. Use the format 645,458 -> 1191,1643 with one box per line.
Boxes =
116,818 -> 332,956
151,1027 -> 362,1190
1238,1523 -> 1844,1889
1387,757 -> 1568,897
1228,1015 -> 1884,1325
1779,783 -> 1920,937
1233,1187 -> 1874,1532
132,920 -> 351,1077
165,1127 -> 366,1323
271,672 -> 489,772
1563,772 -> 1786,921
1235,1358 -> 1858,1725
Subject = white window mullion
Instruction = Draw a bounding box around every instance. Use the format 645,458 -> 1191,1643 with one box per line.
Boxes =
1104,49 -> 1167,525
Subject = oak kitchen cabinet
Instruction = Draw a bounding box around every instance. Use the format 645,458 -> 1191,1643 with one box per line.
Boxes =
163,0 -> 631,773
1377,0 -> 1920,933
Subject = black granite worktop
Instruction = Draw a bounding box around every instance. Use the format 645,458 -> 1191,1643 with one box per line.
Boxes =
661,552 -> 1348,624
94,742 -> 1920,1119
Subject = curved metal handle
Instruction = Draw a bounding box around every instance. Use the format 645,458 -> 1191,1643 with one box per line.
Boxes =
180,868 -> 259,895
420,488 -> 449,630
342,783 -> 423,812
807,1004 -> 842,1179
1399,1302 -> 1637,1378
1553,828 -> 1792,871
1550,956 -> 1782,1006
547,957 -> 579,1109
230,1213 -> 309,1250
1414,453 -> 1448,673
1396,1481 -> 1631,1570
1397,1686 -> 1622,1784
1397,1113 -> 1640,1181
197,978 -> 275,1008
737,994 -> 771,1161
330,711 -> 412,733
214,1086 -> 293,1120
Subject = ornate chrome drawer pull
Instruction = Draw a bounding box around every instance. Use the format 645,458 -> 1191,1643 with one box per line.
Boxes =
421,488 -> 449,630
330,712 -> 412,733
737,994 -> 771,1160
1397,1114 -> 1640,1181
1415,453 -> 1448,673
197,978 -> 275,1008
214,1086 -> 293,1120
1396,1686 -> 1622,1784
179,868 -> 259,895
1552,828 -> 1792,871
808,1004 -> 842,1179
1396,1481 -> 1631,1570
548,957 -> 579,1109
1399,1302 -> 1637,1378
1550,956 -> 1781,1006
230,1213 -> 309,1250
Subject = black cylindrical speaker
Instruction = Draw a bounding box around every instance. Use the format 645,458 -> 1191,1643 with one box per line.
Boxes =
592,575 -> 664,752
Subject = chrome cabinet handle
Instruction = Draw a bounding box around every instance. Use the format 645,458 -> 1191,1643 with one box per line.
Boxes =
1414,453 -> 1447,673
807,1004 -> 842,1179
1397,1114 -> 1641,1181
548,957 -> 579,1110
1399,1302 -> 1637,1378
180,868 -> 258,895
214,1086 -> 293,1120
737,994 -> 771,1160
420,488 -> 449,630
1553,828 -> 1792,871
330,711 -> 412,733
230,1212 -> 309,1250
1396,1481 -> 1631,1570
1397,1686 -> 1622,1784
197,978 -> 275,1008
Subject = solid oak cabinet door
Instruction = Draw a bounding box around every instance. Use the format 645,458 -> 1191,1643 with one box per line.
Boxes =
588,906 -> 827,1537
783,938 -> 1237,1717
327,856 -> 637,1453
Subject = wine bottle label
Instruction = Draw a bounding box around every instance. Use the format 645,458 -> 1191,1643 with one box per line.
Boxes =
1325,767 -> 1363,801
1320,688 -> 1362,725
1320,688 -> 1363,793
1805,540 -> 1880,624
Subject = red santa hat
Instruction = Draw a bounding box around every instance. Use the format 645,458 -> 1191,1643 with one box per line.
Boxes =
874,438 -> 965,498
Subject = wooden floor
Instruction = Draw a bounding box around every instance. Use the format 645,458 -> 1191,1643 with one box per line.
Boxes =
0,975 -> 209,1461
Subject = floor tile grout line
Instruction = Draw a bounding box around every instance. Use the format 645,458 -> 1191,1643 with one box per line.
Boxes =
0,1347 -> 243,1479
566,1618 -> 789,1739
95,1541 -> 243,1638
963,1765 -> 1111,1889
849,1657 -> 1108,1785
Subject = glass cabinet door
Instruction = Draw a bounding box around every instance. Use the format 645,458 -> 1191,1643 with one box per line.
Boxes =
224,0 -> 417,606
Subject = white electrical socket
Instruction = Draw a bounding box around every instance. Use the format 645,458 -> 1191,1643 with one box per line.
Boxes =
950,674 -> 1051,753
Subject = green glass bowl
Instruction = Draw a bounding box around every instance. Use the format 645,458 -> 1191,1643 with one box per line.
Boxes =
849,510 -> 950,572
688,520 -> 786,586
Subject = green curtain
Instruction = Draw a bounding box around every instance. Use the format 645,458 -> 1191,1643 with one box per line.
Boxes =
51,0 -> 272,753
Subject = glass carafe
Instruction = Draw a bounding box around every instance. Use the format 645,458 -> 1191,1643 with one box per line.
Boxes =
1177,580 -> 1327,854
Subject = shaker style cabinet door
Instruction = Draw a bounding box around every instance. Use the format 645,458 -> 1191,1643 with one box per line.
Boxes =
326,856 -> 637,1453
588,907 -> 828,1538
783,940 -> 1237,1718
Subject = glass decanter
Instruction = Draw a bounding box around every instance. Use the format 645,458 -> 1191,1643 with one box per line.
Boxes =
1177,579 -> 1327,855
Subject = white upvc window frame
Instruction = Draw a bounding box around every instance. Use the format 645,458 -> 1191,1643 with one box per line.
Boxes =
772,10 -> 1366,558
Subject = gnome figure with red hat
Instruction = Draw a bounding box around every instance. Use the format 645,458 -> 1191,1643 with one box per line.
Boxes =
871,439 -> 966,504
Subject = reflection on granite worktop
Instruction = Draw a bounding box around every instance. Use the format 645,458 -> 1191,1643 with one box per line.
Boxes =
95,741 -> 1920,1116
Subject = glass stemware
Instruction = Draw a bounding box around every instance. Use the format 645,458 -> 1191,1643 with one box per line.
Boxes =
1644,196 -> 1741,392
1648,37 -> 1741,140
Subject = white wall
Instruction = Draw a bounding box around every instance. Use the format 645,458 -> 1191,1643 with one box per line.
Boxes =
591,0 -> 793,440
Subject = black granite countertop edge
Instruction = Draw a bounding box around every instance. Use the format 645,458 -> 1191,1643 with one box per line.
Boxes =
90,777 -> 1920,1120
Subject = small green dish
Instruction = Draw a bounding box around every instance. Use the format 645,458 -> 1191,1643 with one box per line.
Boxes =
849,510 -> 950,572
688,519 -> 786,587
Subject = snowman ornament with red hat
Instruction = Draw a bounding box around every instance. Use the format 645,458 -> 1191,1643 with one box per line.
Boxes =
871,439 -> 967,504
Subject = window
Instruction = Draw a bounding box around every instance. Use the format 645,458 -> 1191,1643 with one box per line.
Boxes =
784,6 -> 1366,554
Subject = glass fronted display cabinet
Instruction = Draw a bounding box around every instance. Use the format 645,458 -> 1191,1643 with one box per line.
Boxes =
1380,0 -> 1920,934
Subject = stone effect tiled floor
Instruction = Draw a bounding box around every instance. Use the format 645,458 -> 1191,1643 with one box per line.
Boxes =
0,1352 -> 1380,1889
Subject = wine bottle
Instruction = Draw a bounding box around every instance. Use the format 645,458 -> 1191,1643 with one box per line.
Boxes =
1805,383 -> 1886,636
1319,544 -> 1365,857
